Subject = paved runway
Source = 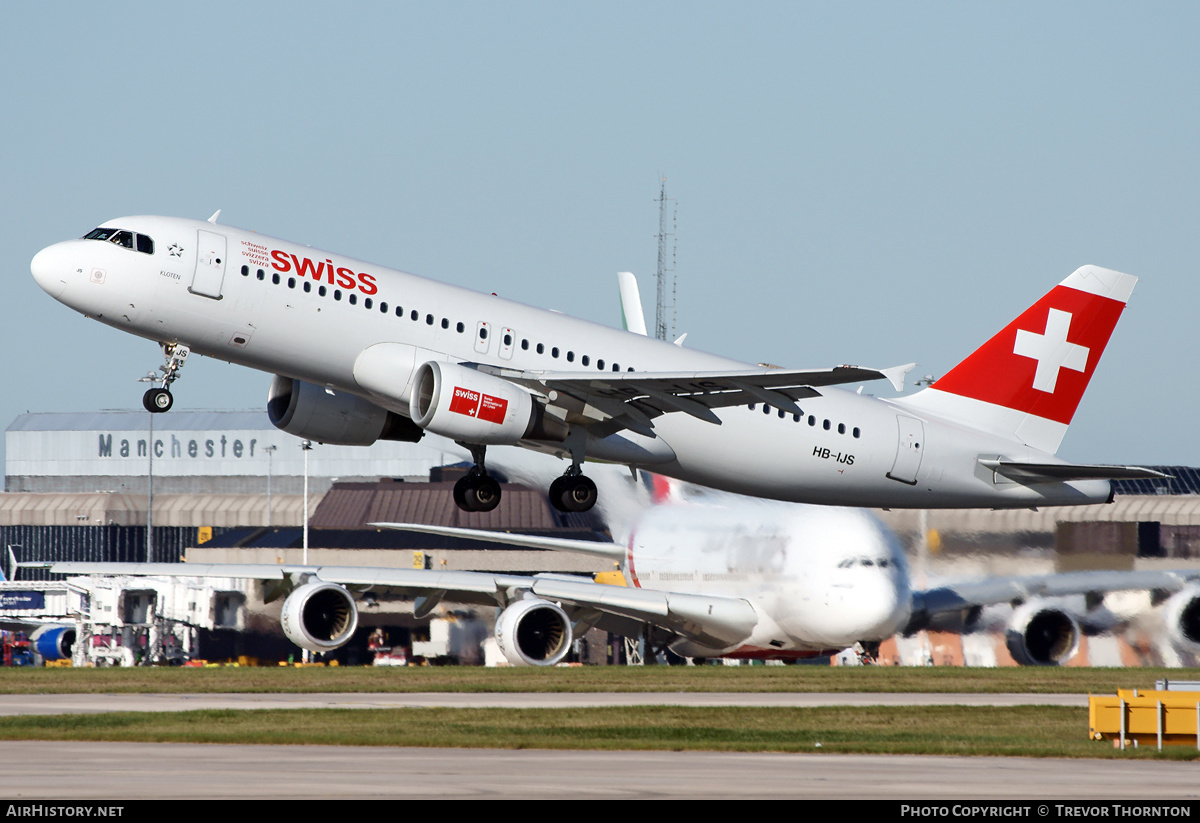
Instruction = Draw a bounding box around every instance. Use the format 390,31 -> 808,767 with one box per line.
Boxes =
2,741 -> 1197,799
0,693 -> 1191,800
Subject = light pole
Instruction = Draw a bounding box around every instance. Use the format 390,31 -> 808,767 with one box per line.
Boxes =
137,373 -> 157,564
301,440 -> 312,565
263,445 -> 277,528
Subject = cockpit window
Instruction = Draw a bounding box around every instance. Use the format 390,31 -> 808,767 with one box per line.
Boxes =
838,556 -> 892,569
83,227 -> 154,255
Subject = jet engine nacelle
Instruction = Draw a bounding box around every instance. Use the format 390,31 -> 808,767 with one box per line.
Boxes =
280,581 -> 359,653
410,361 -> 565,444
1163,585 -> 1200,654
267,375 -> 423,446
29,625 -> 75,662
1005,601 -> 1081,666
494,598 -> 573,666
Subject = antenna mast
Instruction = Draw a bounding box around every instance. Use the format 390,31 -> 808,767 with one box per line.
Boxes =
654,178 -> 677,342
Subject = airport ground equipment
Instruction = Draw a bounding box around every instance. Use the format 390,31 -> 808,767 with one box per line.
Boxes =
1089,687 -> 1200,750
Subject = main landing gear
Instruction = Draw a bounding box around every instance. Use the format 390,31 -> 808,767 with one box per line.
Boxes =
140,343 -> 190,414
549,469 -> 597,513
453,444 -> 502,513
450,433 -> 600,515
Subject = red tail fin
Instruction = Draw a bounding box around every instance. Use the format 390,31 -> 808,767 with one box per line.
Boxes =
899,265 -> 1136,453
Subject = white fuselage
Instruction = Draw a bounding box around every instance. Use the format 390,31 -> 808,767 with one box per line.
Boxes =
31,215 -> 1111,508
626,502 -> 911,656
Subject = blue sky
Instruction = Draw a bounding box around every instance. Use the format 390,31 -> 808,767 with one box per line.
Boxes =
3,2 -> 1198,467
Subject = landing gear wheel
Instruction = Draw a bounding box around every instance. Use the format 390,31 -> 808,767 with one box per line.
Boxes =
467,475 -> 501,512
549,474 -> 597,513
142,388 -> 173,413
453,475 -> 470,510
453,473 -> 502,513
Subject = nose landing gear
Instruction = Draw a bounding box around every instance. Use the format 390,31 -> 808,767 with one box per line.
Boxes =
142,387 -> 173,413
140,343 -> 190,414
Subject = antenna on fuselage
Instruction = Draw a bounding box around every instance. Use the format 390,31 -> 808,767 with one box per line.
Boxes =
207,210 -> 222,224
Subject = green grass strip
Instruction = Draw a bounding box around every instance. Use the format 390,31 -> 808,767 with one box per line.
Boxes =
0,706 -> 1194,759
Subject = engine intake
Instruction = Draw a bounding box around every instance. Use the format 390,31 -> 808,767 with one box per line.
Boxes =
280,581 -> 359,653
268,375 -> 422,446
1005,602 -> 1080,666
494,598 -> 573,666
30,625 -> 75,662
1164,585 -> 1200,654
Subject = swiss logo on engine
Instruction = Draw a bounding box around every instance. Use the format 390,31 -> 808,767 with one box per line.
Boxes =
449,386 -> 508,424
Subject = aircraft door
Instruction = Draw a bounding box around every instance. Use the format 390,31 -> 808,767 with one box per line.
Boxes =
474,321 -> 491,355
189,230 -> 227,299
887,415 -> 924,485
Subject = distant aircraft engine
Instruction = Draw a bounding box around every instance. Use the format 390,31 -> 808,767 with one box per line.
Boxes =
1163,585 -> 1200,654
267,375 -> 423,446
410,361 -> 565,444
1005,602 -> 1080,666
494,598 -> 572,666
280,581 -> 359,653
29,625 -> 75,662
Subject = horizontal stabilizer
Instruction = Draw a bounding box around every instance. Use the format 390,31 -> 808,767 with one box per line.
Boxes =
977,459 -> 1170,482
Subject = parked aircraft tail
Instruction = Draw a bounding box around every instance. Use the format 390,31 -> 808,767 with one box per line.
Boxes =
897,265 -> 1136,454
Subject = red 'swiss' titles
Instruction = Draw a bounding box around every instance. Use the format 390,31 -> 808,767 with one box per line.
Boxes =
270,250 -> 378,295
448,386 -> 508,424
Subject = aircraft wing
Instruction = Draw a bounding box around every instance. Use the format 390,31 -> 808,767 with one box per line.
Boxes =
44,561 -> 757,651
479,361 -> 916,435
368,522 -> 625,560
912,568 -> 1200,618
977,459 -> 1171,482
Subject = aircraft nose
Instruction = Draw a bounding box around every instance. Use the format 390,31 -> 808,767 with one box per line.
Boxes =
828,574 -> 909,641
855,574 -> 910,638
31,243 -> 73,299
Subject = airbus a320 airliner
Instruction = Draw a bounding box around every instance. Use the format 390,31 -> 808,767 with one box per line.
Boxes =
31,214 -> 1161,512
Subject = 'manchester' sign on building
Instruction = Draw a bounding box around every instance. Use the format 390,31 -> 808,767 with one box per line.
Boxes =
6,410 -> 461,484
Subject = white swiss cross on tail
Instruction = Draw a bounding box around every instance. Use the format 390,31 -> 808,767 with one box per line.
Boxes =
1013,308 -> 1090,394
903,265 -> 1137,455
